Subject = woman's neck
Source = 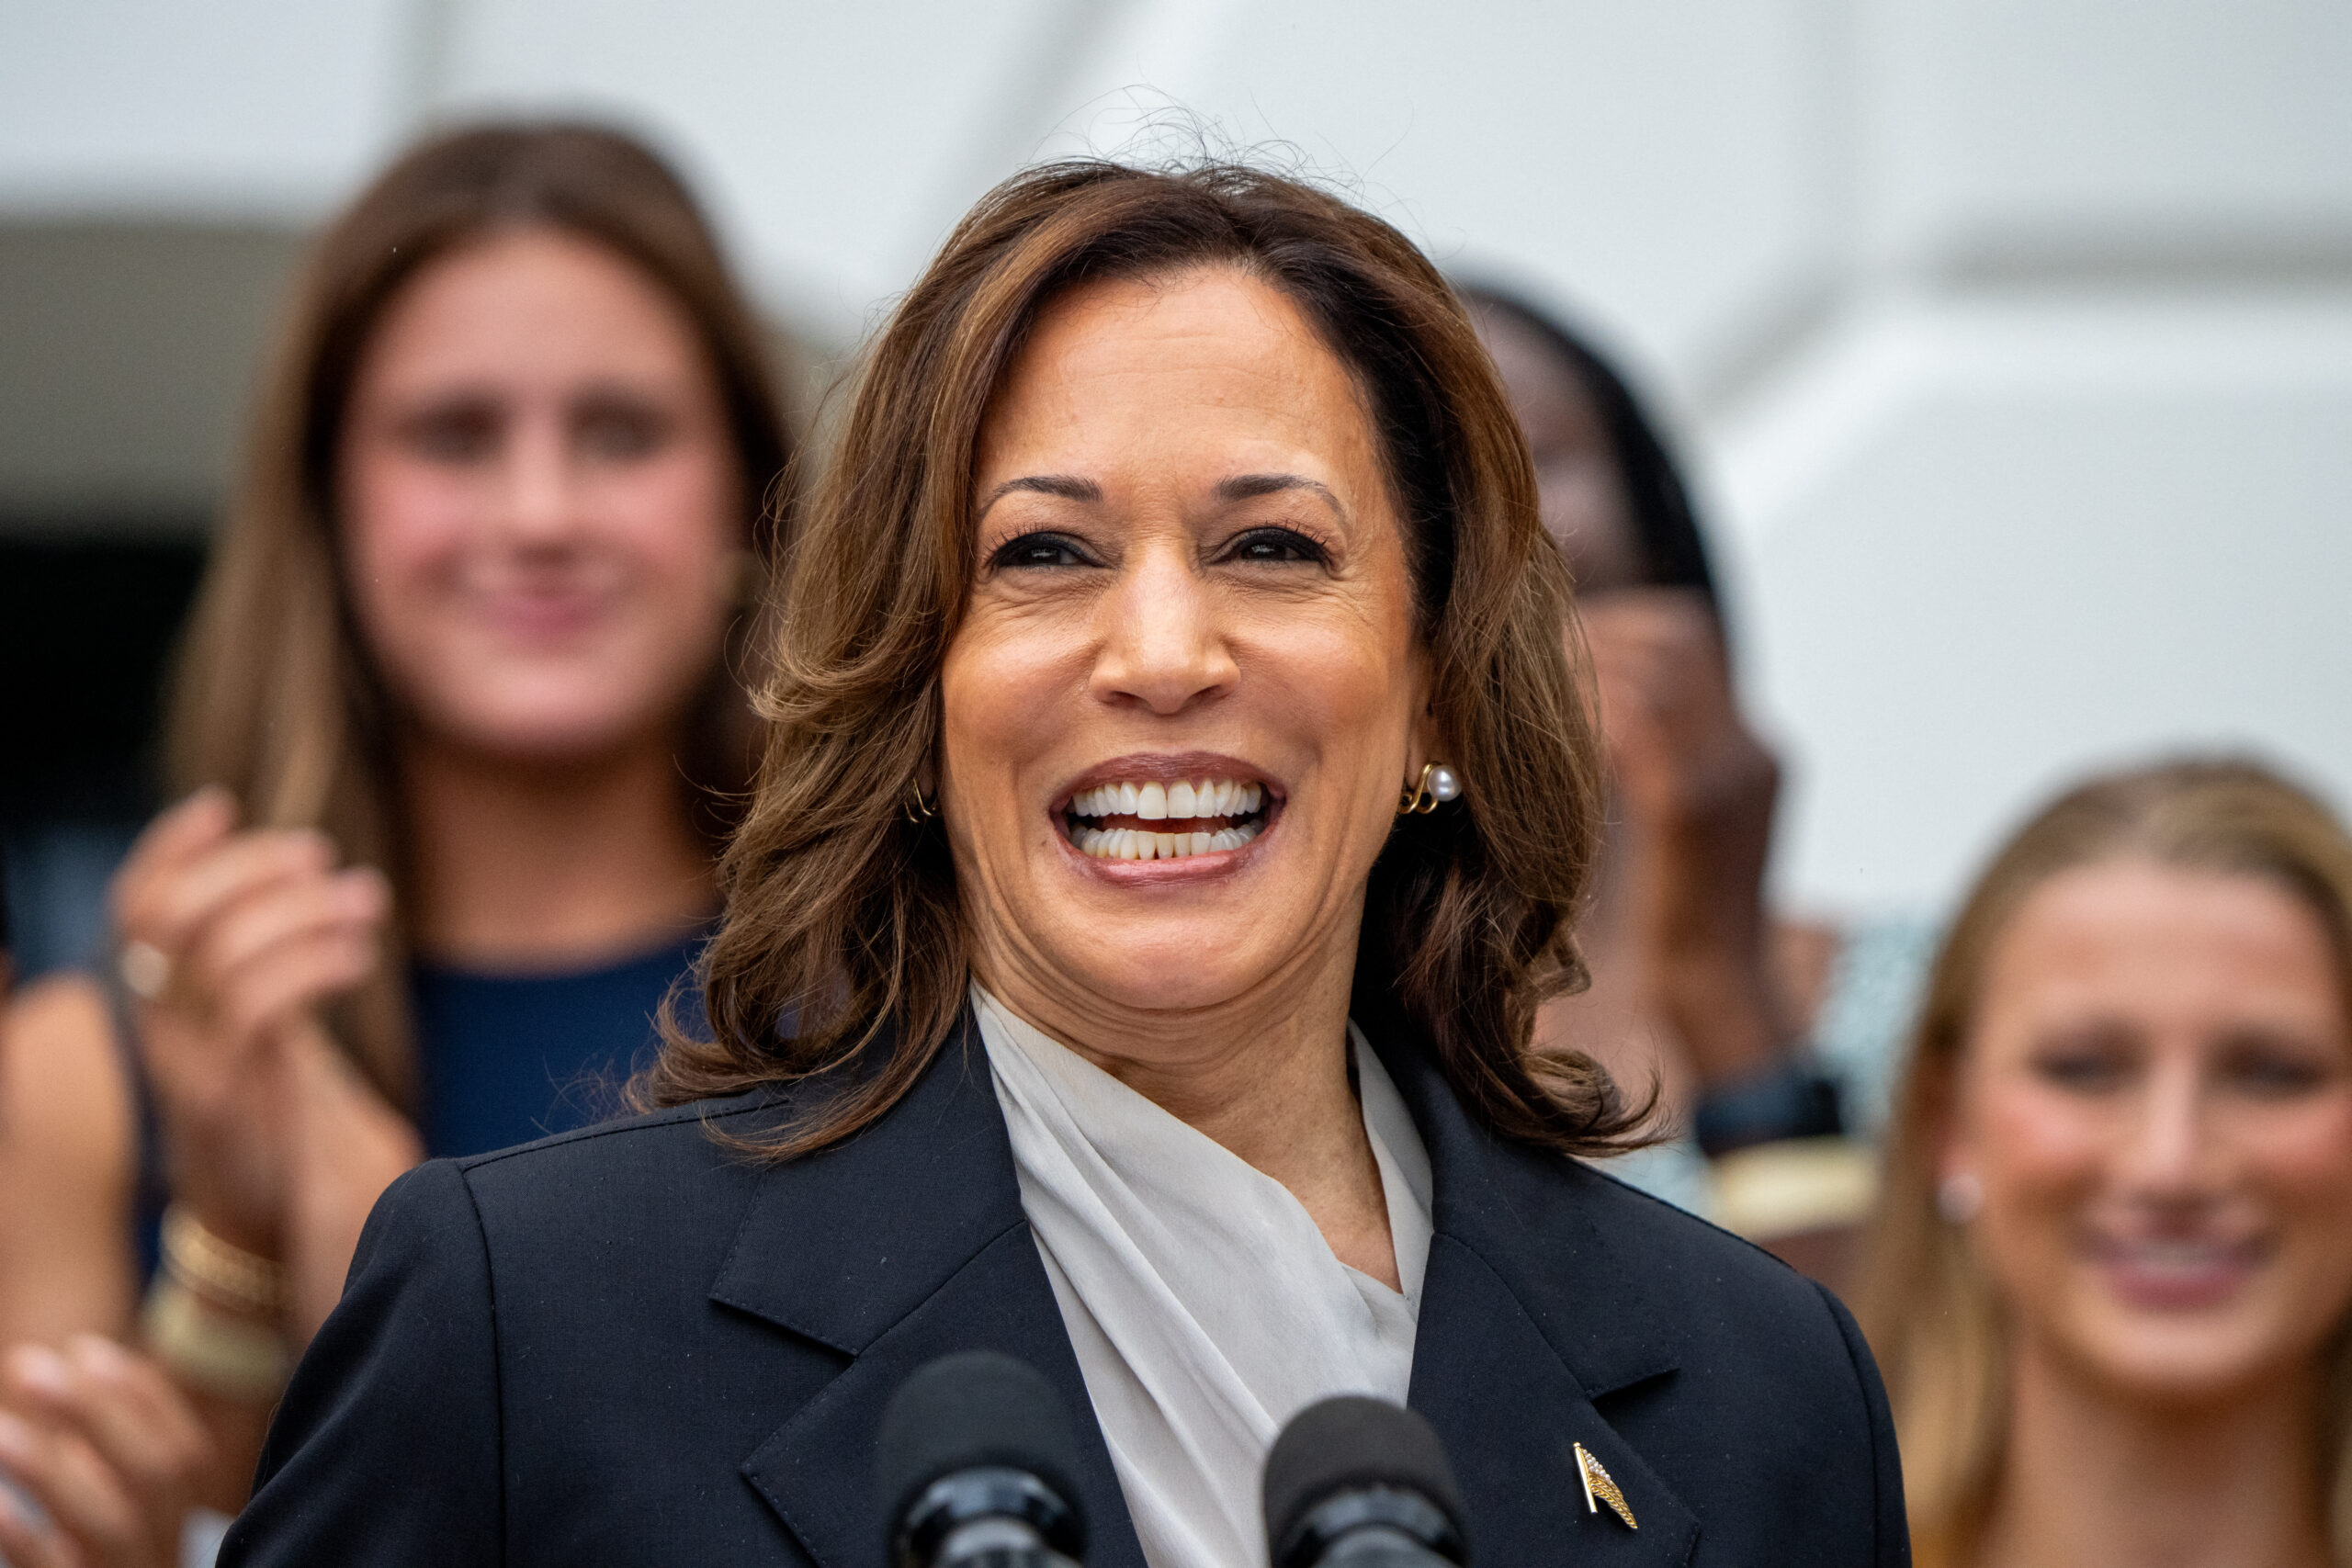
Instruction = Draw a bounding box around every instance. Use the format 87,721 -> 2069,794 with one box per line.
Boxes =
1976,1334 -> 2329,1568
980,940 -> 1398,1288
401,730 -> 715,971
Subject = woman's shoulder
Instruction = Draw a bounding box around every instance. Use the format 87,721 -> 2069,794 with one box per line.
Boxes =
0,972 -> 141,1341
439,1085 -> 782,1203
1467,1130 -> 1875,1388
1577,1150 -> 1857,1328
356,1089 -> 784,1275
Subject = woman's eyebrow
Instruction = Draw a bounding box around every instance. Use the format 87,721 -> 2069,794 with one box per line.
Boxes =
1217,472 -> 1346,519
978,473 -> 1100,519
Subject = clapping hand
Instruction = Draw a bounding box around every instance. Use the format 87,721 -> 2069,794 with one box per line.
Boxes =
110,789 -> 421,1341
110,787 -> 391,1259
0,1337 -> 212,1568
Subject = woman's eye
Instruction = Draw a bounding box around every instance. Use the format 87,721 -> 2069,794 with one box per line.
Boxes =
989,532 -> 1093,570
574,399 -> 671,461
2215,1036 -> 2336,1098
2030,1049 -> 2132,1094
399,405 -> 500,463
1224,526 -> 1330,565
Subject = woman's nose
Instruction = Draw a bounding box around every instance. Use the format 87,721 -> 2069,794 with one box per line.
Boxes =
1090,548 -> 1237,715
2114,1055 -> 2214,1198
492,415 -> 585,545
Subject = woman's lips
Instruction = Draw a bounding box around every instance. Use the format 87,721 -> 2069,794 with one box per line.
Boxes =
466,583 -> 621,641
1055,764 -> 1279,872
2084,1233 -> 2267,1311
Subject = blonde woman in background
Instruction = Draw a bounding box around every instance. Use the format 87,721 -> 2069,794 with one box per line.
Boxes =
1860,759 -> 2352,1568
0,121 -> 792,1562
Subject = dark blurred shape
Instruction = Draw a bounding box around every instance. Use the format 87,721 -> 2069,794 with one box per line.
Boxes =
876,1350 -> 1088,1568
1263,1396 -> 1467,1568
0,537 -> 205,976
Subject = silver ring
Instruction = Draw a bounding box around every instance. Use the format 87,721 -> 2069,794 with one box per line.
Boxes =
119,939 -> 172,1001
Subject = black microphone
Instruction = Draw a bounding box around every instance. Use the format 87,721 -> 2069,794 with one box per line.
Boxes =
1262,1396 -> 1469,1568
875,1349 -> 1090,1568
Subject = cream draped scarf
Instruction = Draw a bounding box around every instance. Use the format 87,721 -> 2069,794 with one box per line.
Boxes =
973,985 -> 1433,1568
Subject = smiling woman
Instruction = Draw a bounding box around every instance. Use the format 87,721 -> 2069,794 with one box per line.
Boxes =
221,162 -> 1908,1568
0,120 -> 792,1562
1860,758 -> 2352,1568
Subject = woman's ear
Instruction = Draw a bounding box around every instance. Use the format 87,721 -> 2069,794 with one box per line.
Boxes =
1404,654 -> 1441,782
1928,1058 -> 1983,1222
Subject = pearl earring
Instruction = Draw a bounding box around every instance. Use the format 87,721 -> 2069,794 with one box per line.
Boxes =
1398,761 -> 1463,816
1936,1171 -> 1984,1225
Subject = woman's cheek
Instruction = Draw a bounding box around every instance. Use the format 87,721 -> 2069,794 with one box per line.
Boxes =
344,470 -> 476,666
2251,1092 -> 2352,1233
611,459 -> 738,659
616,454 -> 734,577
1964,1079 -> 2105,1295
1974,1075 -> 2108,1201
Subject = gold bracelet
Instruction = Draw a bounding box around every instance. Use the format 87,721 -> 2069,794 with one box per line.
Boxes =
161,1204 -> 288,1319
141,1275 -> 294,1401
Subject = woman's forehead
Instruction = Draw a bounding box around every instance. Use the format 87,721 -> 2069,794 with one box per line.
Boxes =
974,267 -> 1382,498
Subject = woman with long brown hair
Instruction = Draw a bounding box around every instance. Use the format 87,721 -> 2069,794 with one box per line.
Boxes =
220,156 -> 1903,1568
1860,758 -> 2352,1568
0,120 -> 791,1559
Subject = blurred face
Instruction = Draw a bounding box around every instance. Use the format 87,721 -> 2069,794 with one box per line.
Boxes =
1945,859 -> 2352,1406
339,227 -> 741,763
1475,309 -> 1642,597
941,265 -> 1430,1037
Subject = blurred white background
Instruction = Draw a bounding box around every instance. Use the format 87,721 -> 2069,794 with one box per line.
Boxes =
4,0 -> 2348,919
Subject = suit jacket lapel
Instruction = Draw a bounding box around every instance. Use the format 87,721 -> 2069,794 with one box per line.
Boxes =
1362,994 -> 1702,1566
712,1018 -> 1147,1568
712,994 -> 1702,1568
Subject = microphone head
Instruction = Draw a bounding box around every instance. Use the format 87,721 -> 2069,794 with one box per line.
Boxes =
874,1350 -> 1087,1562
1263,1396 -> 1467,1568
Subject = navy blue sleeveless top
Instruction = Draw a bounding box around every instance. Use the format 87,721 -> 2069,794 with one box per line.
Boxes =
410,929 -> 706,1159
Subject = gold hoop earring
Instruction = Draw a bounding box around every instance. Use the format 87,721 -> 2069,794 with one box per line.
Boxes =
903,782 -> 938,824
1397,761 -> 1463,816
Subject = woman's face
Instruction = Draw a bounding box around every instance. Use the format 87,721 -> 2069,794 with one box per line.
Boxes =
942,265 -> 1431,1037
1945,858 -> 2352,1405
340,227 -> 741,763
1474,309 -> 1643,598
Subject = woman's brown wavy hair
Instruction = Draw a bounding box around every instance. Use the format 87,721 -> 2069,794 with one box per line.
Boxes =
639,158 -> 1643,1159
1858,757 -> 2352,1565
168,121 -> 794,1105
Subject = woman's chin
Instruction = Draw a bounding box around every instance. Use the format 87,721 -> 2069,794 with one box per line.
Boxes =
1041,950 -> 1278,1021
2058,1293 -> 2304,1407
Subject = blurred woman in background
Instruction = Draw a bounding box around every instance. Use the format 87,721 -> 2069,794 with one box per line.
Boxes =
1860,759 -> 2352,1568
1462,286 -> 1883,1263
0,120 -> 792,1556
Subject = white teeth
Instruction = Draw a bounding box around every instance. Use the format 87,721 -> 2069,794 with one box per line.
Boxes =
1067,775 -> 1272,840
1077,818 -> 1262,861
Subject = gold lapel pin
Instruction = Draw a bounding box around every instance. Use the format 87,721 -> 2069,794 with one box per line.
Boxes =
1574,1442 -> 1638,1530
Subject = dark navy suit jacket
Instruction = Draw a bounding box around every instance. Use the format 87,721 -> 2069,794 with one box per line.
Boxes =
221,998 -> 1907,1567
